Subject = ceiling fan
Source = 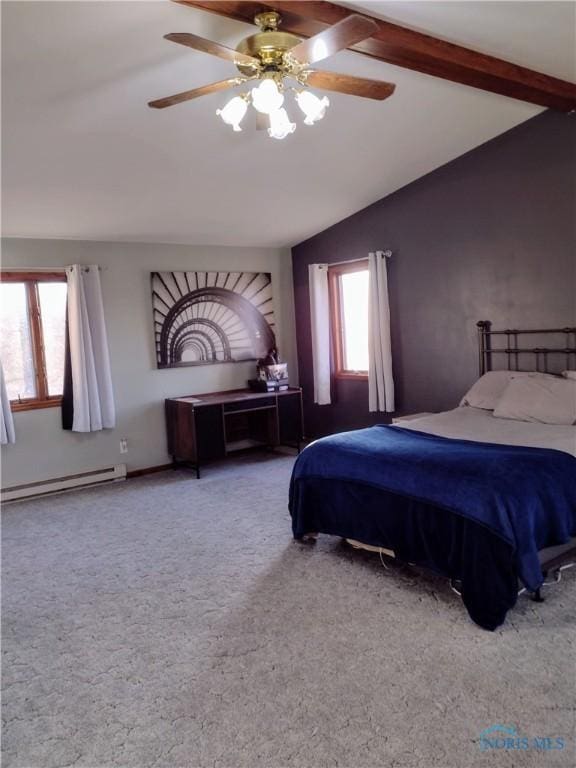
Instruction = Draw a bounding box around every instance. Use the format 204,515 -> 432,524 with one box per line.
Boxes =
148,11 -> 396,139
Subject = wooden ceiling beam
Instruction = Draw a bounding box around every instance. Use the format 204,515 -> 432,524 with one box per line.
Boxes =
174,0 -> 576,112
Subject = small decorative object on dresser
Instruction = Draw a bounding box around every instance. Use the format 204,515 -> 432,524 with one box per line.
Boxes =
249,346 -> 289,392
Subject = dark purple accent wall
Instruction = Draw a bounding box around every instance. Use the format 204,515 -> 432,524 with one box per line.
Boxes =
292,111 -> 576,438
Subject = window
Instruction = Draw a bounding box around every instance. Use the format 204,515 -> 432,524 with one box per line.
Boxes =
328,260 -> 369,378
0,272 -> 67,411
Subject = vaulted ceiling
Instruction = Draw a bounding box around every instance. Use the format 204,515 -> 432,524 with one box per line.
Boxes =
2,1 -> 575,247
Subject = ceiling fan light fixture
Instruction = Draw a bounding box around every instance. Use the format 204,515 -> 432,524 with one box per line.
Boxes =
296,90 -> 330,125
151,13 -> 396,138
267,107 -> 296,140
216,94 -> 248,131
251,78 -> 284,115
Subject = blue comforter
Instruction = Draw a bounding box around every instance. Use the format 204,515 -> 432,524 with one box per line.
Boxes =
289,426 -> 576,625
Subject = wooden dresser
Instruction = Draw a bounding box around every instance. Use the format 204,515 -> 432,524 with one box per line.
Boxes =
165,387 -> 304,477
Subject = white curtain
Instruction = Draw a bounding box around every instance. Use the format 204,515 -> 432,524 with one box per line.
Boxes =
66,265 -> 116,432
0,360 -> 16,445
368,250 -> 394,413
308,264 -> 331,405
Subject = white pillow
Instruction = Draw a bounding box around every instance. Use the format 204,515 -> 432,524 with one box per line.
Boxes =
493,376 -> 576,425
563,370 -> 576,380
460,371 -> 554,410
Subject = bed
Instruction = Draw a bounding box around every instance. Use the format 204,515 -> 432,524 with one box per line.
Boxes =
289,322 -> 576,630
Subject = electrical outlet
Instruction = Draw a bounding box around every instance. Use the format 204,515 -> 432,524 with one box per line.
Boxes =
119,438 -> 128,454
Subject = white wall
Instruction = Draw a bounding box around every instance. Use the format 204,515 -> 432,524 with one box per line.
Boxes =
1,238 -> 298,486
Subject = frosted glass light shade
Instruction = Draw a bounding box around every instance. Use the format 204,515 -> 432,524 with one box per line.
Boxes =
296,90 -> 330,125
251,79 -> 284,115
216,96 -> 248,131
267,107 -> 296,140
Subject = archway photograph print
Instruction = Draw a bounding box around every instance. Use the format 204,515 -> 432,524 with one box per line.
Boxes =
151,271 -> 277,368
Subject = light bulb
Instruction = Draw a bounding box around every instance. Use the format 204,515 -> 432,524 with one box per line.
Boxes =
216,96 -> 248,132
251,79 -> 284,115
267,107 -> 296,140
296,90 -> 330,125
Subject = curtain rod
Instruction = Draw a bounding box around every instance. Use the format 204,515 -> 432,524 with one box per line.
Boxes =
66,265 -> 103,272
2,266 -> 66,272
2,265 -> 103,272
319,250 -> 392,268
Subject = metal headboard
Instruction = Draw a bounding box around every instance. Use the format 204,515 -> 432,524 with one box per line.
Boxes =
477,320 -> 576,375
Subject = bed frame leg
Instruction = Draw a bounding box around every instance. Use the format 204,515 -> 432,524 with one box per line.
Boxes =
530,588 -> 545,603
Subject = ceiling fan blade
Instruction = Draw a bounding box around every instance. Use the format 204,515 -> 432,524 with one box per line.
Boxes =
255,112 -> 269,131
165,32 -> 259,68
305,70 -> 396,100
288,14 -> 377,65
148,79 -> 238,109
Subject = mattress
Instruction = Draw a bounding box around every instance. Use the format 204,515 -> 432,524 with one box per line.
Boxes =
395,405 -> 576,456
348,407 -> 576,560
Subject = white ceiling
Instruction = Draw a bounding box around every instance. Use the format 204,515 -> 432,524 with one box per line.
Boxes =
2,1 -> 575,247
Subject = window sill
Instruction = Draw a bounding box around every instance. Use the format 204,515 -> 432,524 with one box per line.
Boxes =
11,398 -> 63,413
335,372 -> 368,381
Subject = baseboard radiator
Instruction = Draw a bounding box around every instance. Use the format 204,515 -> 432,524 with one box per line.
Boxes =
1,464 -> 127,503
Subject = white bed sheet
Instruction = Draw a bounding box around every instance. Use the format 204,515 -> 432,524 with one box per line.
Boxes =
396,406 -> 576,457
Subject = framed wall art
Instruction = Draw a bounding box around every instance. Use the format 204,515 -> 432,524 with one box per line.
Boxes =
151,271 -> 276,368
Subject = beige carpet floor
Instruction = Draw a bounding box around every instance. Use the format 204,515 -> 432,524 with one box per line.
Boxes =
2,452 -> 575,768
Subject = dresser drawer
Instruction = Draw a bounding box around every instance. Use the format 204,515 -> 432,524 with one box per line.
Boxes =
224,396 -> 275,413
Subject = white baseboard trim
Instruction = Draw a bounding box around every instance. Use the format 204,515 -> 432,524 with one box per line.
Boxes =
1,464 -> 127,503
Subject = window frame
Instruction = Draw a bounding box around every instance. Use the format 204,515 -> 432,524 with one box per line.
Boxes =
0,271 -> 67,412
328,260 -> 369,380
